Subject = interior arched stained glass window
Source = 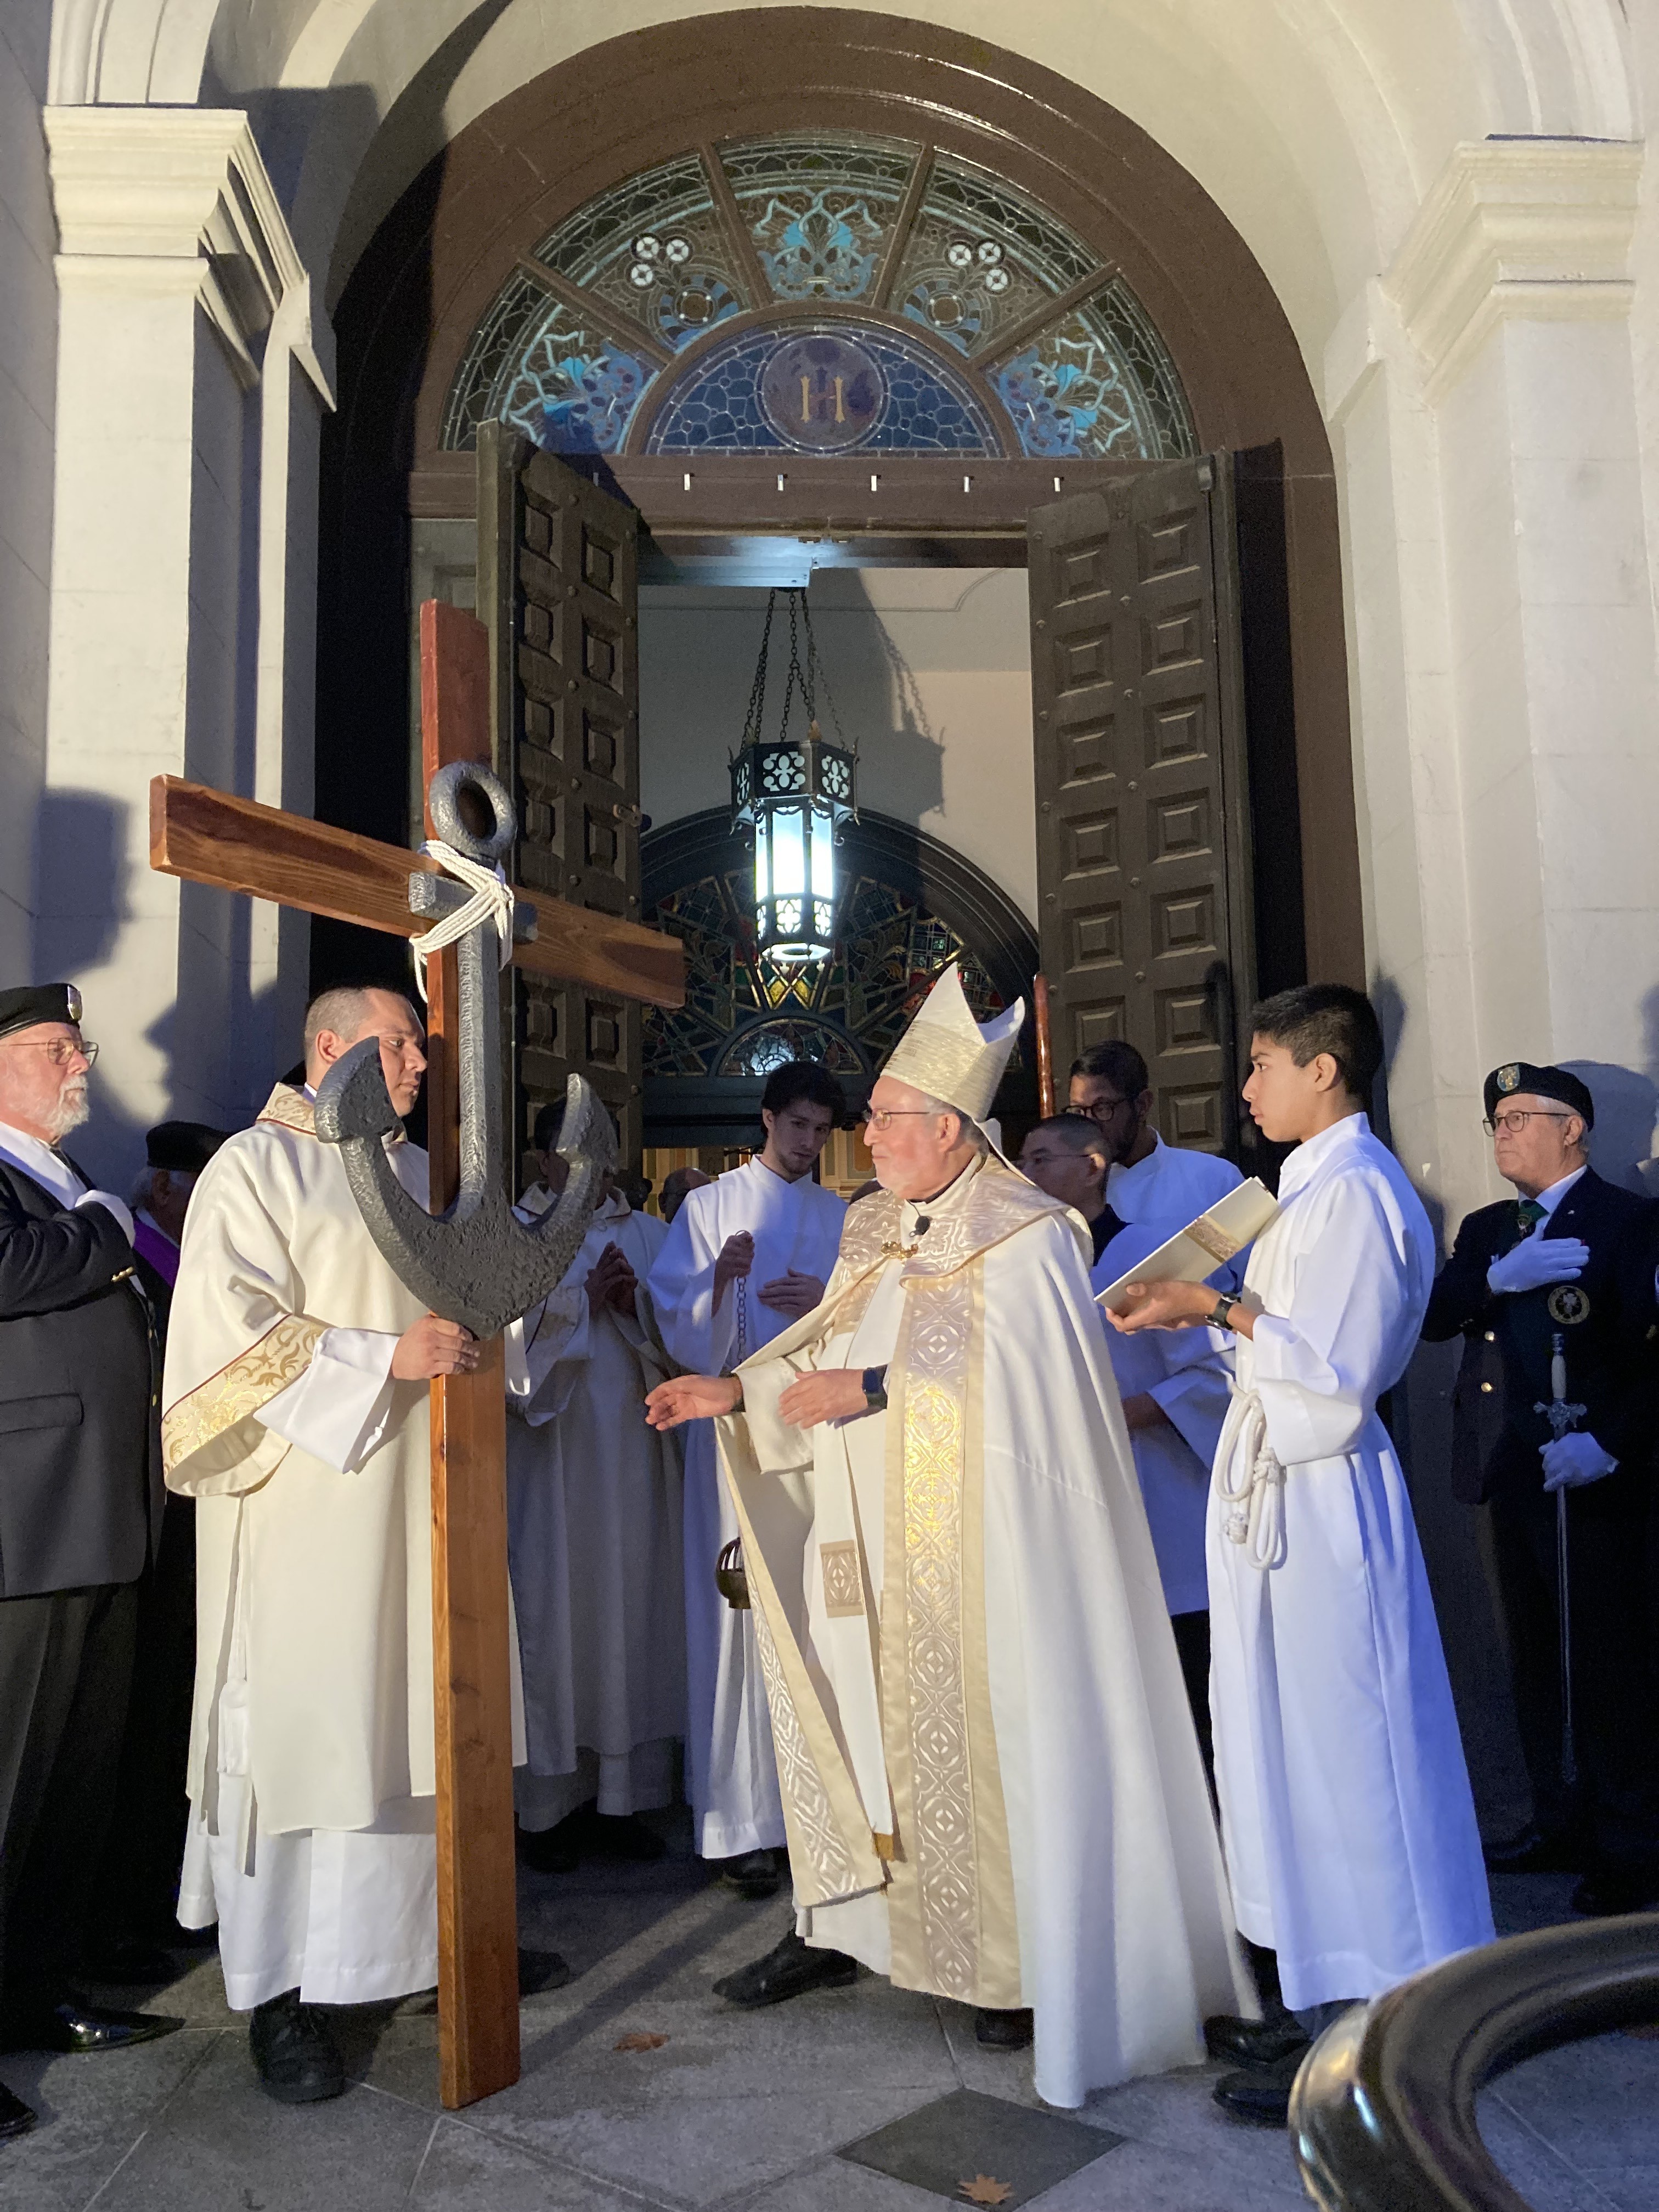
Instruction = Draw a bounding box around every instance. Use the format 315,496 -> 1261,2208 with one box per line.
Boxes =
442,134 -> 1195,464
643,861 -> 1016,1081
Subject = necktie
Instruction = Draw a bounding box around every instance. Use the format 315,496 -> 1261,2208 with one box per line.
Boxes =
1516,1198 -> 1545,1233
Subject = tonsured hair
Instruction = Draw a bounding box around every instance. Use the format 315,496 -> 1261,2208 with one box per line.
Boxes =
1069,1039 -> 1149,1099
760,1060 -> 845,1120
1250,983 -> 1385,1098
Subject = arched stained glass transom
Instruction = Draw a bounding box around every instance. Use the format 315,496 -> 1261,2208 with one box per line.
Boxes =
443,133 -> 1195,464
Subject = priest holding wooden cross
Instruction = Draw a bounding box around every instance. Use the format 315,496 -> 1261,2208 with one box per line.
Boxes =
149,602 -> 684,2109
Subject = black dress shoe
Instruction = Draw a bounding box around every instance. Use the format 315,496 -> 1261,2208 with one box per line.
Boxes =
1213,2047 -> 1306,2126
517,1821 -> 580,1875
975,2007 -> 1033,2050
249,1989 -> 345,2104
590,1814 -> 667,1863
517,1949 -> 572,1995
0,2083 -> 37,2141
1572,1866 -> 1659,1917
1485,1832 -> 1585,1876
713,1929 -> 858,2007
719,1848 -> 781,1900
1204,2011 -> 1311,2069
0,1998 -> 185,2056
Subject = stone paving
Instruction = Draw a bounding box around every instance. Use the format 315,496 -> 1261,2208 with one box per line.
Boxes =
0,1824 -> 1653,2212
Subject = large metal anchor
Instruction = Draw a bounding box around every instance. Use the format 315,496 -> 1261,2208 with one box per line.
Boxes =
313,760 -> 616,1337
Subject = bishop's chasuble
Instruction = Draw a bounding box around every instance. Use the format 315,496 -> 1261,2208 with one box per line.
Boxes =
716,1154 -> 1250,2109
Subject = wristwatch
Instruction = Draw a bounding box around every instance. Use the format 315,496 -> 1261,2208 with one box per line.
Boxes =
1207,1294 -> 1239,1331
861,1364 -> 888,1413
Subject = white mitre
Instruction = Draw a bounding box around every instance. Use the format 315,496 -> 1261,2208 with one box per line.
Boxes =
882,964 -> 1025,1124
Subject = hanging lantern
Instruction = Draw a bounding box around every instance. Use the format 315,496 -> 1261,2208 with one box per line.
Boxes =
730,590 -> 857,962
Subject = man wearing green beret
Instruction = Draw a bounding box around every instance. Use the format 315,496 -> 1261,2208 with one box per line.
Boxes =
1424,1062 -> 1659,1916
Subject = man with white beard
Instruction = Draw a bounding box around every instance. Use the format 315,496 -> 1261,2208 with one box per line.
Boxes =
0,986 -> 180,2140
509,1102 -> 684,1870
647,1063 -> 845,1896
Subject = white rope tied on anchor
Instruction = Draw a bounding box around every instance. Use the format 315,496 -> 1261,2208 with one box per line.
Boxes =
1215,1389 -> 1288,1571
408,839 -> 515,1003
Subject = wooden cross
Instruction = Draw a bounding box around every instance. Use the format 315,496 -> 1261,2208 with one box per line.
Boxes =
150,600 -> 684,2108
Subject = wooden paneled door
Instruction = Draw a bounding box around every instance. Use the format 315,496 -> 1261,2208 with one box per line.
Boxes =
478,425 -> 645,1175
1028,459 -> 1254,1156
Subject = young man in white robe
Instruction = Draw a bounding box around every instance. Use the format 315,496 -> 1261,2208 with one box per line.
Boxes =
1018,1114 -> 1231,1768
1111,983 -> 1494,2126
1069,1040 -> 1243,1226
646,970 -> 1251,2111
162,986 -> 537,2104
646,1063 -> 845,1897
508,1102 -> 684,1869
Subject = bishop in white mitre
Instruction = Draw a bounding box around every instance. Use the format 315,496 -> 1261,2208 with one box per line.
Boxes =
1112,983 -> 1493,2126
507,1104 -> 685,1864
162,986 -> 531,2106
646,1064 -> 846,1893
646,970 -> 1250,2111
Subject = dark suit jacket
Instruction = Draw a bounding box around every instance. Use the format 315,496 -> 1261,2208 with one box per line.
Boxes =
1423,1167 -> 1659,1506
0,1156 -> 159,1596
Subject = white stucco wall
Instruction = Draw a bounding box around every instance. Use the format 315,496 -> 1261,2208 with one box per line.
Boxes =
640,568 -> 1037,923
0,3 -> 57,981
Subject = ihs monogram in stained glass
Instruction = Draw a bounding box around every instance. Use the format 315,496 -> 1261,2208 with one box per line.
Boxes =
643,862 -> 1015,1081
442,133 -> 1195,462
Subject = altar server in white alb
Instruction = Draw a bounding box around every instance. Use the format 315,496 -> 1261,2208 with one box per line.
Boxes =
1069,1040 -> 1243,1226
646,1062 -> 846,1894
646,969 -> 1251,2111
1112,984 -> 1493,2126
507,1099 -> 684,1870
162,987 -> 528,2107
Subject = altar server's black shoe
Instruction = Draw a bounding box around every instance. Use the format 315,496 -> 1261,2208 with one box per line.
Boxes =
719,1848 -> 781,1900
1204,2012 -> 1311,2069
1,1996 -> 183,2055
975,2007 -> 1033,2050
713,1929 -> 857,2007
1572,1865 -> 1659,1917
1485,1830 -> 1584,1876
590,1814 -> 667,1863
249,1989 -> 345,2104
1212,2048 -> 1306,2126
517,1949 -> 572,1995
517,1821 -> 580,1875
0,2083 -> 37,2140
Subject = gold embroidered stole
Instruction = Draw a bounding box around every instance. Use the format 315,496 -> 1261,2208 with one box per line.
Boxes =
720,1161 -> 1076,2007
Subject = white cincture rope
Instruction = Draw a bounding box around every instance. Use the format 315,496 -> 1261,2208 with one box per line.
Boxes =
1216,1389 -> 1288,1571
408,839 -> 515,1003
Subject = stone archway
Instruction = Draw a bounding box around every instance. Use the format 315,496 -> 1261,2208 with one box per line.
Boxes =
315,8 -> 1364,1001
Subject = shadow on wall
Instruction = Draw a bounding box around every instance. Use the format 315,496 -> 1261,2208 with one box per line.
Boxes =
810,571 -> 946,822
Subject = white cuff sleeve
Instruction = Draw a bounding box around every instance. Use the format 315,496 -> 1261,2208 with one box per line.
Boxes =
76,1189 -> 134,1243
257,1326 -> 401,1474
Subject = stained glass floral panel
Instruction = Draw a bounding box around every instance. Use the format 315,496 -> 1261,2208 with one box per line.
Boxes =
491,294 -> 653,455
718,133 -> 916,301
993,278 -> 1197,460
532,153 -> 753,352
443,269 -> 556,450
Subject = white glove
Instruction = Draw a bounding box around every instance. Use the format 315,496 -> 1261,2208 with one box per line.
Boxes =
1541,1431 -> 1617,1492
1487,1234 -> 1589,1296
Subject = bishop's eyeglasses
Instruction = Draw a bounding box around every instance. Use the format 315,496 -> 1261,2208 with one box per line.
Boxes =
860,1105 -> 939,1132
